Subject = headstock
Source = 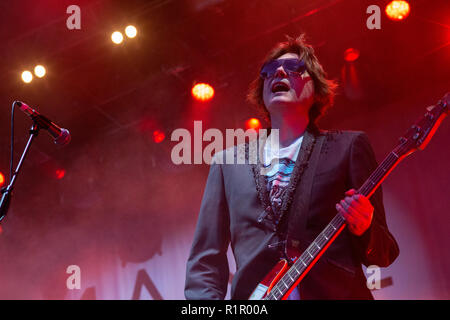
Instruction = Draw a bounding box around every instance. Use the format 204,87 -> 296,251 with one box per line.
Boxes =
396,93 -> 449,157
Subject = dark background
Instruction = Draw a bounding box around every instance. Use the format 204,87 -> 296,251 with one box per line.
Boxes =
0,0 -> 448,299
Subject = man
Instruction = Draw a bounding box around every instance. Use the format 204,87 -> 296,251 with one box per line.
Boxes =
185,35 -> 399,300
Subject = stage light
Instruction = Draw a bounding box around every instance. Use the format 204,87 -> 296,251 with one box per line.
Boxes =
192,83 -> 214,102
344,48 -> 360,62
0,172 -> 5,187
153,130 -> 165,143
386,1 -> 410,21
111,31 -> 124,44
246,118 -> 261,130
125,25 -> 137,38
34,65 -> 46,78
21,70 -> 33,83
55,169 -> 66,180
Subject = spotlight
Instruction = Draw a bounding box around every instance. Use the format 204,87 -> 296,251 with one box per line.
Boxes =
34,65 -> 46,78
386,1 -> 410,21
344,48 -> 360,62
246,118 -> 261,130
125,25 -> 137,38
21,70 -> 33,83
0,172 -> 5,187
192,83 -> 214,102
153,130 -> 165,143
55,169 -> 66,180
111,31 -> 124,44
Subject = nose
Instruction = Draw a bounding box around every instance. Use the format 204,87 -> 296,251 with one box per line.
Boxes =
273,66 -> 288,78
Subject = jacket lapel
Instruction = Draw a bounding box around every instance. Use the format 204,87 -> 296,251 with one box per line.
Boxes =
286,131 -> 326,244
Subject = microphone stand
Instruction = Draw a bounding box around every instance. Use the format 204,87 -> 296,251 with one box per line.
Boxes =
0,123 -> 41,223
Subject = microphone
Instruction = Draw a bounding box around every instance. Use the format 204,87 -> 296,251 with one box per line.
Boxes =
15,101 -> 71,146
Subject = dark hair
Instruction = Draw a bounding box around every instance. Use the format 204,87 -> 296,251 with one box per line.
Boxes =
247,34 -> 338,125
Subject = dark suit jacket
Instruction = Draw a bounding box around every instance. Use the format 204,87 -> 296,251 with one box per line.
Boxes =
185,129 -> 399,300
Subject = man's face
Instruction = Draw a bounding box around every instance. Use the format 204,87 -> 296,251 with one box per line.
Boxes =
262,52 -> 315,115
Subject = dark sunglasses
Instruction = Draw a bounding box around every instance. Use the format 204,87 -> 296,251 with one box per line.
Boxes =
260,58 -> 307,79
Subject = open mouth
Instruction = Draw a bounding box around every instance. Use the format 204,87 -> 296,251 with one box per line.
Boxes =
271,82 -> 290,93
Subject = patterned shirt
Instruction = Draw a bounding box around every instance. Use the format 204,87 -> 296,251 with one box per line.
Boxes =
263,134 -> 304,224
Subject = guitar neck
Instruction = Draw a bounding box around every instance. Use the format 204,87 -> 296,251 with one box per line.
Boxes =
264,149 -> 404,300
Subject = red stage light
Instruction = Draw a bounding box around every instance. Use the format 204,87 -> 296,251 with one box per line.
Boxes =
246,118 -> 261,130
344,48 -> 360,62
0,172 -> 5,187
385,1 -> 410,21
55,169 -> 66,180
192,83 -> 214,102
153,130 -> 165,143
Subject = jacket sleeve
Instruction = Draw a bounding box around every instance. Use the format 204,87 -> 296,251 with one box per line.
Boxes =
184,162 -> 231,299
348,132 -> 400,267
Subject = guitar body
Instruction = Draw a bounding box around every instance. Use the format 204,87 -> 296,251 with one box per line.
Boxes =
249,247 -> 301,300
249,259 -> 291,300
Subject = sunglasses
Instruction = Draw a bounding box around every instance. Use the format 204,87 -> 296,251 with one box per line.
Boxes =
260,58 -> 307,79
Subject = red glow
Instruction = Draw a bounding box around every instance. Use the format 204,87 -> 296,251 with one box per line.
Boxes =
344,48 -> 360,62
341,63 -> 363,100
192,83 -> 214,102
153,130 -> 165,143
385,1 -> 410,21
0,172 -> 5,187
55,169 -> 66,180
246,118 -> 261,130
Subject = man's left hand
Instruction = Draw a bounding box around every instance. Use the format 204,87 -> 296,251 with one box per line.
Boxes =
336,189 -> 374,236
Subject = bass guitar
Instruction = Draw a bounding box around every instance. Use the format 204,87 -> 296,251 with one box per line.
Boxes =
249,93 -> 449,300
